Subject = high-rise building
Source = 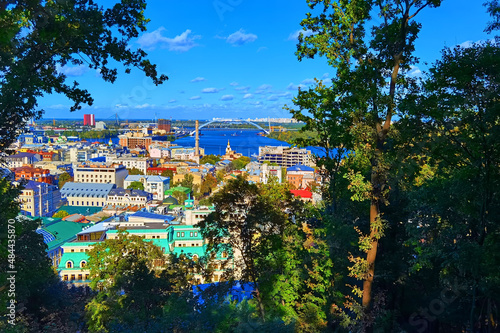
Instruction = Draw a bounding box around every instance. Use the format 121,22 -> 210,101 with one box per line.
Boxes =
83,114 -> 95,126
158,119 -> 171,133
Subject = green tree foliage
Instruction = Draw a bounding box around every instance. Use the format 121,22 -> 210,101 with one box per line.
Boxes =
52,210 -> 69,218
229,156 -> 251,170
127,167 -> 144,175
172,190 -> 188,204
126,181 -> 144,191
85,230 -> 199,332
200,154 -> 221,165
160,169 -> 174,178
0,180 -> 91,332
200,174 -> 218,195
216,169 -> 226,182
394,41 -> 500,331
58,172 -> 72,189
0,0 -> 167,150
175,173 -> 194,189
290,0 -> 442,315
198,176 -> 335,330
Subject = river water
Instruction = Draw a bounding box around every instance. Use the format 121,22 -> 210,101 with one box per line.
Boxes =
94,128 -> 325,158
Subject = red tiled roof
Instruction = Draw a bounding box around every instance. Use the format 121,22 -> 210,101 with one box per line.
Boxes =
290,189 -> 313,199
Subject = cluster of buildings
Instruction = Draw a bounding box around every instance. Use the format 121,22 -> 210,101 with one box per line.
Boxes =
2,122 -> 322,288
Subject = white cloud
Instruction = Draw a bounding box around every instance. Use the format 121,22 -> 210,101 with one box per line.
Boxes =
257,47 -> 268,52
230,82 -> 239,86
169,99 -> 177,103
321,73 -> 329,79
135,103 -> 154,109
287,29 -> 313,41
137,27 -> 201,52
277,92 -> 292,98
221,95 -> 234,101
191,77 -> 206,83
56,64 -> 88,77
408,65 -> 422,77
287,82 -> 306,90
255,84 -> 272,94
190,96 -> 201,100
458,40 -> 473,48
243,93 -> 254,99
225,29 -> 257,46
267,95 -> 279,101
202,87 -> 224,93
301,78 -> 316,85
322,78 -> 332,85
235,85 -> 250,92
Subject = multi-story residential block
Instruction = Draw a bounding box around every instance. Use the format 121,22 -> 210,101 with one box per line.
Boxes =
12,165 -> 56,185
184,206 -> 215,226
17,180 -> 62,217
260,163 -> 282,184
123,175 -> 170,200
258,146 -> 313,168
286,164 -> 315,189
149,145 -> 172,159
4,152 -> 41,168
73,162 -> 128,188
118,133 -> 152,151
58,222 -> 227,285
107,156 -> 153,174
170,147 -> 205,162
34,216 -> 88,267
60,182 -> 115,207
83,114 -> 95,126
106,188 -> 153,207
157,119 -> 171,133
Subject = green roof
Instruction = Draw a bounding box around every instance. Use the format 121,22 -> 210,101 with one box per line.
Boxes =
107,229 -> 170,234
56,206 -> 102,216
165,186 -> 191,195
172,245 -> 206,258
42,220 -> 89,252
58,252 -> 89,270
63,241 -> 99,248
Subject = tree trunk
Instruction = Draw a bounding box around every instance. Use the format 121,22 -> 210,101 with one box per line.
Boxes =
362,184 -> 380,308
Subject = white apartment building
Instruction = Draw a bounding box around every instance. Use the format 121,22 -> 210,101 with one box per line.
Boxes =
73,162 -> 128,188
17,180 -> 62,217
106,156 -> 153,174
123,175 -> 170,200
106,188 -> 153,207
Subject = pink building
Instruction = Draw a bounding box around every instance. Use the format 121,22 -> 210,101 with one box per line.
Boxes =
83,114 -> 95,126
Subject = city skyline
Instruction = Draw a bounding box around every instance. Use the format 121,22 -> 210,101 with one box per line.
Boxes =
39,0 -> 493,120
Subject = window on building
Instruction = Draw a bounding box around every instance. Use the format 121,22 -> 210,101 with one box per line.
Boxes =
176,232 -> 180,237
66,261 -> 73,268
80,261 -> 87,268
190,232 -> 193,237
181,232 -> 185,237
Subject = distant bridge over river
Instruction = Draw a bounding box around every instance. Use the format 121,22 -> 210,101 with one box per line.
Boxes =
189,119 -> 270,136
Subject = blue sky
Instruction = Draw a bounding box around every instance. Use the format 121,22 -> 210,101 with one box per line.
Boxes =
40,0 -> 494,120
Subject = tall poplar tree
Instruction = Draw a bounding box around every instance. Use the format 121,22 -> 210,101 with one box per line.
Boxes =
290,0 -> 441,311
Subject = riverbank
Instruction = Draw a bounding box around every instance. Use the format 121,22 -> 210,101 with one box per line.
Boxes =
265,130 -> 319,145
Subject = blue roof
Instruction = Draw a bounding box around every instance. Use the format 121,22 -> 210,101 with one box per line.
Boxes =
36,228 -> 56,243
287,164 -> 314,172
77,222 -> 113,235
130,211 -> 175,222
125,175 -> 169,183
61,182 -> 115,198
